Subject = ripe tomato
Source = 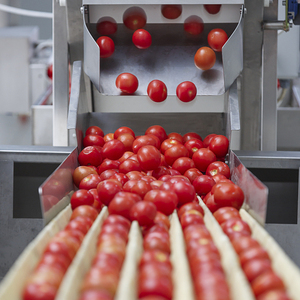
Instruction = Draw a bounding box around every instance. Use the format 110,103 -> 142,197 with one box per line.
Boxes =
96,179 -> 123,206
79,173 -> 101,190
183,132 -> 202,143
178,202 -> 204,220
208,28 -> 228,52
109,172 -> 129,186
119,151 -> 134,163
160,139 -> 181,154
231,235 -> 260,255
115,73 -> 138,94
184,15 -> 204,35
119,158 -> 142,173
128,179 -> 152,198
23,282 -> 58,300
184,138 -> 204,158
161,5 -> 182,19
180,211 -> 204,230
183,168 -> 203,184
79,289 -> 114,300
168,132 -> 183,143
204,4 -> 222,14
164,144 -> 189,166
176,81 -> 197,102
192,148 -> 217,172
96,17 -> 117,36
194,47 -> 216,70
152,166 -> 170,180
239,246 -> 270,267
133,135 -> 158,153
103,214 -> 131,231
147,80 -> 167,102
213,207 -> 241,225
117,133 -> 135,151
251,271 -> 285,297
104,132 -> 114,142
96,36 -> 115,58
130,201 -> 157,226
145,125 -> 168,144
97,159 -> 120,174
83,134 -> 105,148
256,290 -> 290,300
143,234 -> 171,254
85,125 -> 104,137
242,258 -> 273,283
99,169 -> 119,181
209,135 -> 229,158
153,211 -> 170,229
78,146 -> 103,167
137,145 -> 161,171
70,189 -> 94,210
213,182 -> 244,210
206,161 -> 230,178
221,218 -> 252,239
108,191 -> 142,220
132,29 -> 152,49
203,134 -> 217,148
113,127 -> 134,140
172,157 -> 195,174
102,139 -> 125,160
123,6 -> 147,30
193,175 -> 215,196
88,188 -> 103,212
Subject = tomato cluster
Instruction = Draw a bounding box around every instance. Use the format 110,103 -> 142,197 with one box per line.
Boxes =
213,207 -> 290,299
22,206 -> 99,300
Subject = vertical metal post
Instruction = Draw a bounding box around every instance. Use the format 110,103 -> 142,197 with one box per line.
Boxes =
53,0 -> 69,146
240,0 -> 264,150
261,1 -> 278,151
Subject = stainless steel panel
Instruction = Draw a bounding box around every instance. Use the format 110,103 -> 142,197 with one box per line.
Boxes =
84,0 -> 244,5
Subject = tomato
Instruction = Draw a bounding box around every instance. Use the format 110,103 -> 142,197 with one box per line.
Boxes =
114,126 -> 135,139
184,139 -> 204,158
147,80 -> 167,102
79,173 -> 101,190
212,174 -> 228,183
88,188 -> 103,212
183,224 -> 211,243
66,215 -> 93,234
128,179 -> 152,198
137,145 -> 161,171
96,179 -> 123,206
70,189 -> 94,210
119,158 -> 142,174
79,289 -> 114,300
202,134 -> 216,147
104,132 -> 114,142
183,168 -> 202,184
132,29 -> 152,49
78,146 -> 103,167
152,166 -> 170,180
102,139 -> 125,160
176,81 -> 197,102
130,201 -> 157,226
70,205 -> 98,222
184,15 -> 204,35
99,169 -> 119,181
208,28 -> 228,52
119,151 -> 134,163
239,246 -> 270,267
144,190 -> 177,216
153,211 -> 170,229
192,148 -> 217,172
96,17 -> 117,36
206,161 -> 230,178
139,296 -> 170,300
193,175 -> 215,196
85,126 -> 104,137
147,134 -> 161,149
161,5 -> 182,19
204,4 -> 222,14
167,132 -> 183,143
209,135 -> 229,158
172,157 -> 195,175
115,73 -> 138,94
126,170 -> 144,181
99,224 -> 129,243
143,234 -> 171,254
213,182 -> 244,210
213,207 -> 241,225
160,139 -> 181,155
145,125 -> 168,144
183,132 -> 202,143
242,258 -> 273,283
221,218 -> 251,239
194,47 -> 216,70
83,134 -> 105,148
178,202 -> 204,219
256,290 -> 291,300
108,191 -> 142,220
96,36 -> 115,58
133,135 -> 158,153
103,214 -> 131,231
231,235 -> 260,255
251,271 -> 285,297
117,134 -> 135,151
109,172 -> 129,186
123,6 -> 147,30
164,144 -> 189,166
180,211 -> 204,230
97,159 -> 120,174
23,282 -> 58,300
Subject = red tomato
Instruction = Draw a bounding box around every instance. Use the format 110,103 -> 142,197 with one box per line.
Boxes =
147,80 -> 167,102
242,258 -> 273,283
99,169 -> 119,181
145,125 -> 168,144
79,289 -> 114,300
137,145 -> 161,171
132,29 -> 152,49
78,146 -> 103,167
117,134 -> 135,151
203,133 -> 217,147
208,28 -> 228,52
213,207 -> 241,225
251,271 -> 285,297
96,17 -> 117,36
119,158 -> 142,173
104,132 -> 114,142
213,182 -> 244,210
103,214 -> 131,231
144,190 -> 177,216
172,157 -> 195,174
231,235 -> 260,255
152,166 -> 170,180
109,172 -> 129,186
119,151 -> 134,163
96,36 -> 115,58
126,170 -> 144,181
184,139 -> 204,158
183,132 -> 202,143
97,159 -> 120,174
180,211 -> 204,230
153,211 -> 170,229
256,290 -> 291,300
88,188 -> 103,212
178,202 -> 204,219
176,81 -> 197,102
123,6 -> 147,30
221,218 -> 252,239
143,234 -> 171,254
108,191 -> 142,220
70,205 -> 98,222
161,5 -> 182,19
128,179 -> 152,198
168,132 -> 183,143
204,5 -> 222,14
130,201 -> 157,226
192,148 -> 217,172
184,168 -> 203,184
239,246 -> 270,267
139,296 -> 170,300
194,47 -> 216,70
115,73 -> 138,94
206,161 -> 230,178
160,139 -> 181,155
212,174 -> 228,183
209,135 -> 229,158
70,189 -> 94,210
96,179 -> 123,206
133,135 -> 158,153
79,173 -> 101,190
164,144 -> 189,166
114,126 -> 135,139
193,175 -> 215,196
85,126 -> 104,137
23,282 -> 58,300
102,139 -> 125,160
184,15 -> 204,35
83,134 -> 105,148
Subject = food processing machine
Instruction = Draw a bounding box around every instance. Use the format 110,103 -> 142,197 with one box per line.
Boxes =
1,0 -> 300,280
